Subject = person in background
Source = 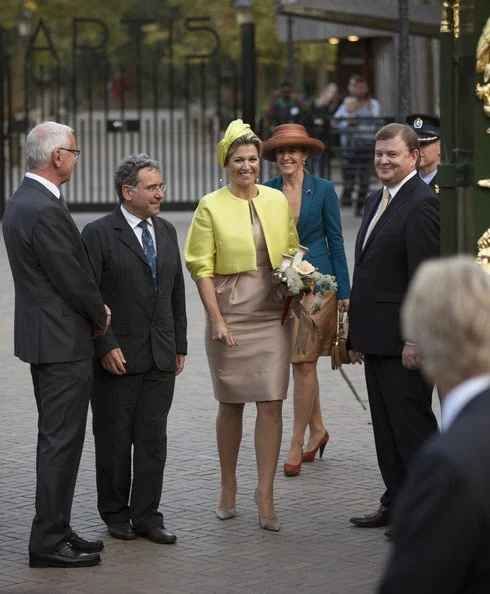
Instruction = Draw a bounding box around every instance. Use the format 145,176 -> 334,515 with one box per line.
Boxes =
333,75 -> 381,215
185,120 -> 298,532
405,113 -> 440,192
262,124 -> 350,477
262,81 -> 310,138
314,83 -> 343,115
305,83 -> 343,176
380,256 -> 490,593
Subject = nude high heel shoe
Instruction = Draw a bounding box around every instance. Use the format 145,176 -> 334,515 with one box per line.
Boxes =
216,506 -> 236,520
216,481 -> 237,520
254,490 -> 280,532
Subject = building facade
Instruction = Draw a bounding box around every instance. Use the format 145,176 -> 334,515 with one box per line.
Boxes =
276,0 -> 441,116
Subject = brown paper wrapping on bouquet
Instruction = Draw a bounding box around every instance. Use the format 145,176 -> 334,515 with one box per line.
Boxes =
291,290 -> 338,362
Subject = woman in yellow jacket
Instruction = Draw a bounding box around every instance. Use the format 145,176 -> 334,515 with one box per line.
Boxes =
185,120 -> 298,531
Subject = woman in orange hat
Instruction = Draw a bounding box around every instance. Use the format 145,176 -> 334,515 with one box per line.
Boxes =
262,124 -> 350,477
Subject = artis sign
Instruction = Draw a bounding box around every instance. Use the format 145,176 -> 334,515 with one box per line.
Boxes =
22,17 -> 220,63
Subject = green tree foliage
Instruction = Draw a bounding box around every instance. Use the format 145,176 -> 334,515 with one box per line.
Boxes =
1,0 -> 286,67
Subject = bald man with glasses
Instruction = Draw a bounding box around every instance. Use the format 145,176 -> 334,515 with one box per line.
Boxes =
81,153 -> 187,545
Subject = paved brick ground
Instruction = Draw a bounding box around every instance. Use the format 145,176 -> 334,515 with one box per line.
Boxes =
0,207 -> 439,593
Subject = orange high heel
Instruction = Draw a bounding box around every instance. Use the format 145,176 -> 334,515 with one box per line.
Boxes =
283,440 -> 303,476
283,460 -> 302,477
302,429 -> 329,463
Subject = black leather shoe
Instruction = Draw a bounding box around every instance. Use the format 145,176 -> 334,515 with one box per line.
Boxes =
68,532 -> 104,553
107,522 -> 137,540
350,505 -> 390,528
136,526 -> 177,544
29,543 -> 101,568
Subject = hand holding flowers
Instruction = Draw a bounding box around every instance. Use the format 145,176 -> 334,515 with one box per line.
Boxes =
273,245 -> 338,325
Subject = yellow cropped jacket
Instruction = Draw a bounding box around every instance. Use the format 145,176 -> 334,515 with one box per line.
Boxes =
184,185 -> 299,282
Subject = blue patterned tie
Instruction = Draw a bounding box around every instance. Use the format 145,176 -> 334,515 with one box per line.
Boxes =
138,220 -> 158,289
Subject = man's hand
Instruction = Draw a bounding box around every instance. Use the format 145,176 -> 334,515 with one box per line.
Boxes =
176,354 -> 185,376
101,348 -> 127,375
402,343 -> 421,370
104,304 -> 112,329
348,350 -> 364,364
92,304 -> 112,338
338,299 -> 350,314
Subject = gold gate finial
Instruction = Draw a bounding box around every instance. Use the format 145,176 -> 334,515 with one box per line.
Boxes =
476,229 -> 490,272
441,1 -> 460,37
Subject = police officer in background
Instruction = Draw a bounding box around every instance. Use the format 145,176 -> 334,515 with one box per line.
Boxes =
405,114 -> 440,192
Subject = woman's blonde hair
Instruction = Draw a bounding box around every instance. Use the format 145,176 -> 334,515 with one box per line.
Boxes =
224,133 -> 262,165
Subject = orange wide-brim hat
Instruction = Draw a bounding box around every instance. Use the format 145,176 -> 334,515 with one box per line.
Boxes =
261,124 -> 325,161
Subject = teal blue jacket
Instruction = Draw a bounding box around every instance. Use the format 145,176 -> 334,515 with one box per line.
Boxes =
264,172 -> 350,298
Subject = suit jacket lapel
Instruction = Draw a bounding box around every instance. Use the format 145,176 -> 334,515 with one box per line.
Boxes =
153,216 -> 172,278
356,189 -> 382,262
113,207 -> 148,266
296,173 -> 314,239
359,176 -> 417,257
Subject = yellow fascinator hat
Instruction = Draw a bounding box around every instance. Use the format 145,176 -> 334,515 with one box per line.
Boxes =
216,119 -> 252,167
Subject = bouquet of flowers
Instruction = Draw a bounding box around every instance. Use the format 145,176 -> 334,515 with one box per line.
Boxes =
273,245 -> 338,325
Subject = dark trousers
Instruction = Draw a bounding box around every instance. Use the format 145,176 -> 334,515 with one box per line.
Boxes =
91,367 -> 175,530
363,355 -> 438,508
29,359 -> 93,553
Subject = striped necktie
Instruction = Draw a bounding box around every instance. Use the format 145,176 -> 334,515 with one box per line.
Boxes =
138,220 -> 158,289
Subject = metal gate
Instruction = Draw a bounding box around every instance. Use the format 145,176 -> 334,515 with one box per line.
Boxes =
1,15 -> 397,217
439,0 -> 490,254
0,16 -> 282,214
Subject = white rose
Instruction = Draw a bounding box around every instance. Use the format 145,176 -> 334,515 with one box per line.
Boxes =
293,260 -> 316,275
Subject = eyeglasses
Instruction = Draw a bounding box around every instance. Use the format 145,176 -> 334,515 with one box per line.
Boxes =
133,183 -> 167,194
59,148 -> 81,159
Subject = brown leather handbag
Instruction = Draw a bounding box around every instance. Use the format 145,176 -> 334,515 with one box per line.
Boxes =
331,312 -> 352,370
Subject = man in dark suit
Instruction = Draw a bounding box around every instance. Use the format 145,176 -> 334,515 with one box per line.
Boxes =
380,256 -> 490,593
82,154 -> 187,544
348,123 -> 439,530
405,113 -> 440,192
2,122 -> 110,567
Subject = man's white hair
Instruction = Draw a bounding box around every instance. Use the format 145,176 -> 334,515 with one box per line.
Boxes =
402,255 -> 490,386
25,121 -> 74,170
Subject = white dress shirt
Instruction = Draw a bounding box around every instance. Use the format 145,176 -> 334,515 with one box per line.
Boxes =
120,205 -> 157,254
362,169 -> 418,250
421,169 -> 437,186
25,172 -> 61,199
441,374 -> 490,432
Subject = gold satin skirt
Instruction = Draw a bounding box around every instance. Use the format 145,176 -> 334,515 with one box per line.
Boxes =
205,268 -> 292,403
